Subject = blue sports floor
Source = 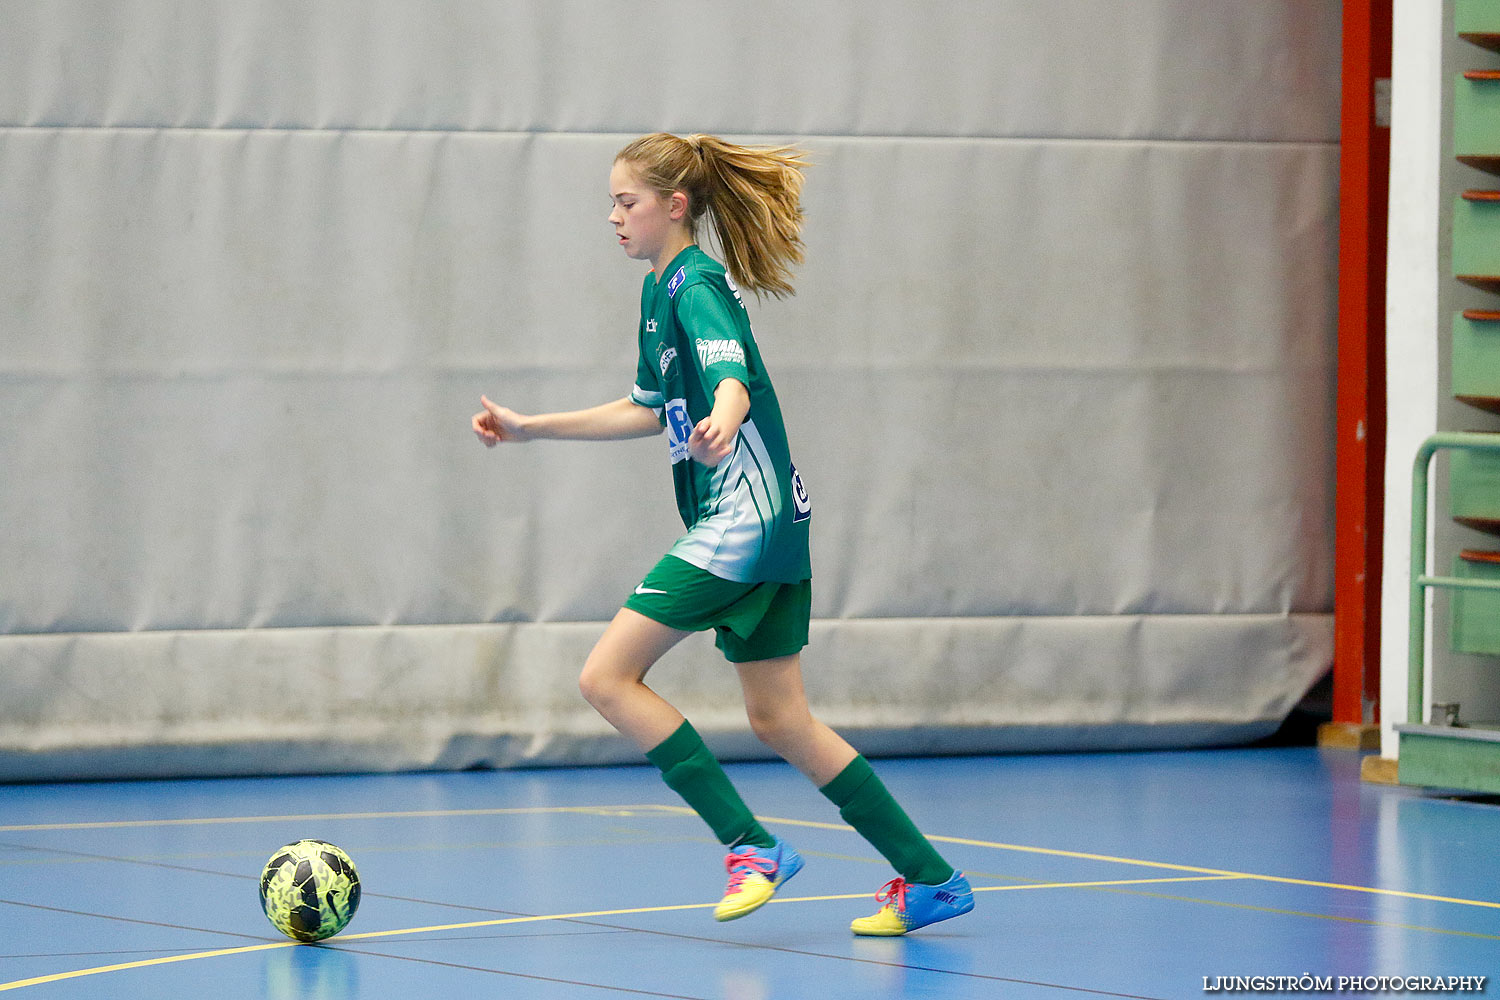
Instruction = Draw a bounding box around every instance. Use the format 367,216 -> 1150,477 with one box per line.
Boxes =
1,748 -> 1496,998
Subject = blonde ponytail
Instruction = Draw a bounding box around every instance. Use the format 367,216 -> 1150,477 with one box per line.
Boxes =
615,133 -> 808,299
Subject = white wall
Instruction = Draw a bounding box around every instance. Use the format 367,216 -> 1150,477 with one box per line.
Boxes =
1381,1 -> 1446,755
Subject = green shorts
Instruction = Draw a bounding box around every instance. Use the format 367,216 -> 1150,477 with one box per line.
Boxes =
623,555 -> 811,663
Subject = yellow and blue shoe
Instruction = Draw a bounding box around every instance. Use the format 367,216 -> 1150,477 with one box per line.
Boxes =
850,871 -> 974,936
713,837 -> 804,922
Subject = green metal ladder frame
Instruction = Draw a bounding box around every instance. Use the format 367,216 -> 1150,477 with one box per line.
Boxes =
1408,432 -> 1500,724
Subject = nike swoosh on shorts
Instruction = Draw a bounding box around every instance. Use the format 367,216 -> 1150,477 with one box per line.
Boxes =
634,585 -> 667,595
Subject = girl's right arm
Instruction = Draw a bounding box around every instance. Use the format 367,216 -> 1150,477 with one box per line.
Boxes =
472,394 -> 662,447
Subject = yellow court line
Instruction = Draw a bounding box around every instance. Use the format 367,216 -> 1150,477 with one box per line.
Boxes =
334,874 -> 1253,940
0,805 -> 682,835
976,874 -> 1249,893
0,899 -> 730,991
10,801 -> 1500,910
0,943 -> 297,992
753,813 -> 1500,912
0,874 -> 1244,992
8,801 -> 1499,911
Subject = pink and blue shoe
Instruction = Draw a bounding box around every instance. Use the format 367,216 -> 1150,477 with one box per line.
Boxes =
714,837 -> 804,921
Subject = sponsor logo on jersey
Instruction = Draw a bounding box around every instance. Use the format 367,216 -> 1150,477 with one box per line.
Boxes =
790,463 -> 811,522
659,347 -> 677,377
667,266 -> 687,298
646,319 -> 658,334
696,338 -> 745,370
664,398 -> 692,464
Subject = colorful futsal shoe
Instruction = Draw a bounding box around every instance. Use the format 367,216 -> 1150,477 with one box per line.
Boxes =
850,870 -> 975,936
713,837 -> 804,921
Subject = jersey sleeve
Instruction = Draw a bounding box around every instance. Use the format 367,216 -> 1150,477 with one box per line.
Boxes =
631,274 -> 666,412
631,345 -> 665,410
675,283 -> 750,396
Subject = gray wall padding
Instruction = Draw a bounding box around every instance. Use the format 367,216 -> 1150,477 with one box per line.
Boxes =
0,1 -> 1340,779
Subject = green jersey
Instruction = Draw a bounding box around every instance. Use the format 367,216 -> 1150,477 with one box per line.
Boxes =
629,246 -> 812,584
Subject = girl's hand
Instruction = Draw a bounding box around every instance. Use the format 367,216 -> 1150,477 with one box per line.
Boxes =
472,395 -> 532,447
687,378 -> 750,466
687,412 -> 736,466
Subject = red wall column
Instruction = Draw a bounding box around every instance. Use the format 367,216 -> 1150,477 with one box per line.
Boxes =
1332,0 -> 1392,728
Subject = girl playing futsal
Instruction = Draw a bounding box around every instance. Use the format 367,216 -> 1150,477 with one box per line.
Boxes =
471,133 -> 972,935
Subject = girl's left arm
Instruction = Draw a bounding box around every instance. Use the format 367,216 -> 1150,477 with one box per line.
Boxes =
687,378 -> 749,466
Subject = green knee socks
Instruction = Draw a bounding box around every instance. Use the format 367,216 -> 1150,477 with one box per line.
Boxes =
646,721 -> 775,849
820,755 -> 954,886
645,725 -> 952,884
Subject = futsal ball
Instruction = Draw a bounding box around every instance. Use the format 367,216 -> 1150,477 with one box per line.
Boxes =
258,840 -> 362,942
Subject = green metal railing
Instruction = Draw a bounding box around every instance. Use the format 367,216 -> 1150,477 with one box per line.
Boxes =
1408,432 -> 1500,724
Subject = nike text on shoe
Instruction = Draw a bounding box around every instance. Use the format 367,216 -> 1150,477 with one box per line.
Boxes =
850,870 -> 974,936
713,837 -> 804,922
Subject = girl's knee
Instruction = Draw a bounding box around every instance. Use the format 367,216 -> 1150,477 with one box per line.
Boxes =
747,703 -> 814,752
578,654 -> 618,710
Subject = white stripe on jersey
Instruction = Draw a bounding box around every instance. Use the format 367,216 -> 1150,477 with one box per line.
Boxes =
631,383 -> 665,408
669,419 -> 785,582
